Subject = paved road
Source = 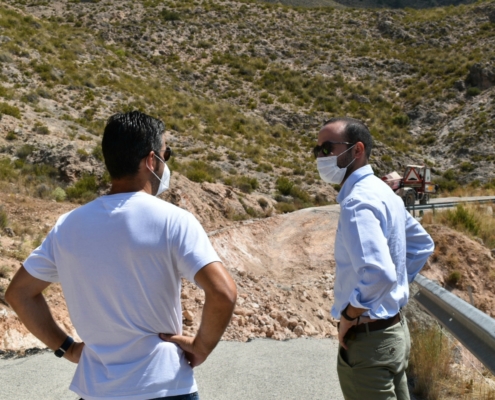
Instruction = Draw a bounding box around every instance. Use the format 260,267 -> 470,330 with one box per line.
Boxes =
0,338 -> 344,400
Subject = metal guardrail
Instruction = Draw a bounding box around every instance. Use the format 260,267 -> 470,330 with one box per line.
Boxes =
414,274 -> 495,375
406,197 -> 495,216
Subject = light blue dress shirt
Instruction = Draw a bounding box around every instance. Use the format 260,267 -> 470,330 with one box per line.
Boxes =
332,164 -> 435,320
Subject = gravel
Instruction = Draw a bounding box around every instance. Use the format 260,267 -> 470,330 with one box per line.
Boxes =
0,338 -> 344,400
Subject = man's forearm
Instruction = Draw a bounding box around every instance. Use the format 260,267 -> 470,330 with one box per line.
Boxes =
194,288 -> 236,356
343,304 -> 367,320
7,290 -> 68,352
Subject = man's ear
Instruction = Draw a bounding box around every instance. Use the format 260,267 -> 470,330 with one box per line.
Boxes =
144,151 -> 156,172
354,142 -> 365,160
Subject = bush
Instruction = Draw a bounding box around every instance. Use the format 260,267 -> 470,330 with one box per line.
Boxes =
446,270 -> 462,286
66,174 -> 98,203
161,9 -> 180,21
51,187 -> 67,202
6,131 -> 16,141
290,186 -> 311,203
466,87 -> 481,96
184,161 -> 222,183
258,198 -> 268,209
392,114 -> 410,127
275,202 -> 296,214
33,123 -> 50,135
92,144 -> 103,161
407,324 -> 453,400
444,205 -> 480,237
0,206 -> 8,230
0,102 -> 21,119
459,162 -> 475,172
276,177 -> 294,196
16,144 -> 35,159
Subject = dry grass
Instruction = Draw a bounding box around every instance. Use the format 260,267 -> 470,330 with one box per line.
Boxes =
408,323 -> 495,400
408,323 -> 453,399
424,204 -> 495,249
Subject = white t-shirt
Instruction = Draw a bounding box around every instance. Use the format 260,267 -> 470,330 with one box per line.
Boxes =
23,192 -> 221,400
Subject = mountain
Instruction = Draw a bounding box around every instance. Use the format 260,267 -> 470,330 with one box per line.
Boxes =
0,0 -> 494,208
263,0 -> 478,8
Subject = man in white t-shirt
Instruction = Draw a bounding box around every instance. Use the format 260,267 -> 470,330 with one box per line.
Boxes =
6,111 -> 237,400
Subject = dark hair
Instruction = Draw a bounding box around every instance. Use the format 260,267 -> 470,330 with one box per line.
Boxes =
102,111 -> 165,179
323,117 -> 373,159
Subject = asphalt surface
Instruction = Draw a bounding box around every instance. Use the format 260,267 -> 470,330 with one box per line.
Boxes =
0,338 -> 344,400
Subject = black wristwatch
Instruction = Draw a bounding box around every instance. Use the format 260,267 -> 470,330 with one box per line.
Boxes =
54,336 -> 74,358
341,305 -> 358,322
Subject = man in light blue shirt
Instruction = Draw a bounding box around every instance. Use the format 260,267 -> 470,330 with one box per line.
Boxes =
315,117 -> 434,400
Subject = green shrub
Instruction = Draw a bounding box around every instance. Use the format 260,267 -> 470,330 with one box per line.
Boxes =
459,162 -> 475,172
446,270 -> 462,286
392,114 -> 410,127
276,177 -> 294,196
466,87 -> 481,96
51,187 -> 67,202
184,160 -> 222,183
161,9 -> 180,21
92,144 -> 103,161
0,206 -> 8,230
275,202 -> 296,213
66,174 -> 98,203
226,176 -> 259,193
290,186 -> 311,203
33,123 -> 50,135
6,131 -> 16,141
444,205 -> 480,237
17,144 -> 35,159
258,198 -> 268,209
0,102 -> 21,119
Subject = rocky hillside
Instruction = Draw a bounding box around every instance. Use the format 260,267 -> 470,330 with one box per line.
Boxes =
267,0 -> 477,9
0,0 -> 494,213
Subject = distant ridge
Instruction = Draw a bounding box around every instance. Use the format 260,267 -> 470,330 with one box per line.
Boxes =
260,0 -> 477,8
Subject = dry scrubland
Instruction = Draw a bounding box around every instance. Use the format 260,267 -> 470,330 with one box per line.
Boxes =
0,0 -> 494,207
0,0 -> 495,399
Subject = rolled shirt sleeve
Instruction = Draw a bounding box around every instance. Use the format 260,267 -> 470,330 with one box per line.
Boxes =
404,209 -> 435,283
340,199 -> 397,315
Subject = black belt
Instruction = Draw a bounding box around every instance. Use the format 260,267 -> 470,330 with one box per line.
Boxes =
348,313 -> 401,335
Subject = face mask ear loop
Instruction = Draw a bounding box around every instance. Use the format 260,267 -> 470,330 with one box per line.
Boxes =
146,154 -> 161,181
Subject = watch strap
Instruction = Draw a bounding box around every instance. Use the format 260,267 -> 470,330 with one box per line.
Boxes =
54,336 -> 74,358
341,306 -> 358,322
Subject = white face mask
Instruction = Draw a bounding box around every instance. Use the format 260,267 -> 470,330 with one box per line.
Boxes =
147,154 -> 170,196
316,144 -> 356,185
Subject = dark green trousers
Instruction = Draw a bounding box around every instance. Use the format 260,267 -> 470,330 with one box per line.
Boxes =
337,317 -> 411,400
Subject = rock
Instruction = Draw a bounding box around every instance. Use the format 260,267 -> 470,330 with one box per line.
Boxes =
454,80 -> 465,92
293,325 -> 304,337
234,307 -> 254,317
287,318 -> 299,330
183,310 -> 194,321
352,94 -> 371,104
465,62 -> 495,91
489,9 -> 495,24
3,227 -> 15,237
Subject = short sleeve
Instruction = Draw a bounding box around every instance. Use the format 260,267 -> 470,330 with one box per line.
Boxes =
171,212 -> 222,283
23,230 -> 59,283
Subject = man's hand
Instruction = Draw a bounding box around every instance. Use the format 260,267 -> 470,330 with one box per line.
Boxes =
159,262 -> 236,368
159,334 -> 208,368
338,317 -> 357,350
64,342 -> 85,364
338,304 -> 368,350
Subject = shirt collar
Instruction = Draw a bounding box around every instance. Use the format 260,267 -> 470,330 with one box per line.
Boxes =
336,164 -> 374,204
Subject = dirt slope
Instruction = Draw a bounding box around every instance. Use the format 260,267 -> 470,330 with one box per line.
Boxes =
1,180 -> 495,351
